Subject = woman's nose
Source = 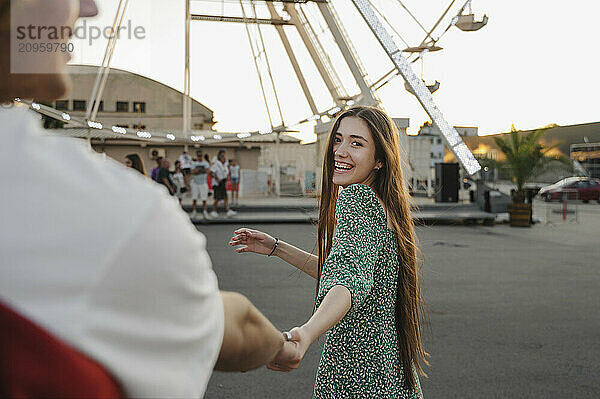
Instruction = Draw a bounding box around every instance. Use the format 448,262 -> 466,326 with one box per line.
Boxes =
335,143 -> 349,157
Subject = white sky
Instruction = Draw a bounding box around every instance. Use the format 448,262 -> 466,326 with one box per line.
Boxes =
70,0 -> 600,142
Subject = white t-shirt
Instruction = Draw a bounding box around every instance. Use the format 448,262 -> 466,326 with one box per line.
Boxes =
0,107 -> 224,398
191,160 -> 210,186
178,153 -> 193,169
210,160 -> 229,185
172,170 -> 185,190
230,165 -> 240,179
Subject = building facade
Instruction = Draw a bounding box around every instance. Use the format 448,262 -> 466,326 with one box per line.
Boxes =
408,122 -> 478,195
39,64 -> 316,196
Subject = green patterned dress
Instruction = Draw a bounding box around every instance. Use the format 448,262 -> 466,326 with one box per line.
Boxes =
314,183 -> 423,399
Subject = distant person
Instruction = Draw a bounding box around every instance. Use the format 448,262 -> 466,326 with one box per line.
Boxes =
229,107 -> 428,398
210,149 -> 236,218
172,160 -> 186,205
150,157 -> 162,182
190,150 -> 210,219
0,2 -> 287,398
178,151 -> 193,189
204,153 -> 213,194
125,153 -> 146,176
229,159 -> 240,206
158,158 -> 175,196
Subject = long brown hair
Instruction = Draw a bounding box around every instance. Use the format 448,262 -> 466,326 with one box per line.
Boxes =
126,153 -> 147,176
316,106 -> 428,390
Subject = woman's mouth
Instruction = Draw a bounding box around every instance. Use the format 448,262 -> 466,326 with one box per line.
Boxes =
334,161 -> 354,173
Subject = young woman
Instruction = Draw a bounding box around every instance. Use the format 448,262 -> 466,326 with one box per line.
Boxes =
229,106 -> 428,398
124,153 -> 147,176
229,159 -> 241,205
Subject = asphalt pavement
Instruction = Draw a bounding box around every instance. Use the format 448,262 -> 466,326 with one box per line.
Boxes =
200,204 -> 600,398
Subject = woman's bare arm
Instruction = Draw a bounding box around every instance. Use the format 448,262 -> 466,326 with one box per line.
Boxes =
266,285 -> 351,372
273,240 -> 319,279
229,228 -> 319,279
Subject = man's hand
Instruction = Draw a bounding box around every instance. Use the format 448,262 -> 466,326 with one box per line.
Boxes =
266,327 -> 309,372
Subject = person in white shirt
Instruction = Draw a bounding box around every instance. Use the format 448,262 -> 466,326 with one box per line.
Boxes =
190,150 -> 211,219
0,1 -> 286,397
172,160 -> 186,205
210,149 -> 237,217
178,151 -> 193,189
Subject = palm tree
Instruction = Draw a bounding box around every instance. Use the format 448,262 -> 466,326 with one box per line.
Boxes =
494,125 -> 571,203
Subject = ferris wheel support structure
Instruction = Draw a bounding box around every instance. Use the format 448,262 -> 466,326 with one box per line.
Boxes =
350,0 -> 481,175
265,3 -> 318,115
316,2 -> 377,106
284,4 -> 346,105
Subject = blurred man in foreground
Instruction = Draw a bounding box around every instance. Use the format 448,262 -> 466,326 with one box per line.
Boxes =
0,1 -> 284,397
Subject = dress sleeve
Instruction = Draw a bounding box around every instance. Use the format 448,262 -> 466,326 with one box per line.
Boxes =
316,185 -> 382,317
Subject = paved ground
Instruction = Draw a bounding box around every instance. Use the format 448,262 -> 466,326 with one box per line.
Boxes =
199,202 -> 599,398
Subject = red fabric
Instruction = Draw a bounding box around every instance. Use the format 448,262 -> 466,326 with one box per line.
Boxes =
0,301 -> 124,399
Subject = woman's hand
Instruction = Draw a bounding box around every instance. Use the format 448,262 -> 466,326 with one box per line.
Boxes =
266,327 -> 310,372
229,228 -> 277,255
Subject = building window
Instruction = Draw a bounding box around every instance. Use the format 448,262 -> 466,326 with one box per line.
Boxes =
437,138 -> 442,144
133,123 -> 146,130
430,152 -> 434,158
55,100 -> 69,110
116,101 -> 129,112
72,100 -> 86,111
486,149 -> 498,160
115,124 -> 128,129
430,138 -> 434,144
133,102 -> 146,113
92,100 -> 104,112
194,123 -> 204,130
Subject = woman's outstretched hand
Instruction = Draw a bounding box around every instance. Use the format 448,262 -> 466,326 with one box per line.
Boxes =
229,228 -> 277,255
266,327 -> 310,372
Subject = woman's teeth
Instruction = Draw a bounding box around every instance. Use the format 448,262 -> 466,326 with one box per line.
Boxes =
335,162 -> 354,171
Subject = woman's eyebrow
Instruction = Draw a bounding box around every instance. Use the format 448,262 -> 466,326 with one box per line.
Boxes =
335,132 -> 369,142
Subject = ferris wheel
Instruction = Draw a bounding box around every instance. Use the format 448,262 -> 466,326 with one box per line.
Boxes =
24,0 -> 487,185
189,0 -> 487,175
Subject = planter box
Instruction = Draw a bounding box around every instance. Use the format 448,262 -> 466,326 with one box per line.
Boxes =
508,203 -> 532,227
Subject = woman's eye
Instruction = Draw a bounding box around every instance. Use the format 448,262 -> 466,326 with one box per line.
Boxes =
352,141 -> 362,147
334,137 -> 341,143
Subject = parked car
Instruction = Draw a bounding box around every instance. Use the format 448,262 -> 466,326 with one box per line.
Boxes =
538,177 -> 600,203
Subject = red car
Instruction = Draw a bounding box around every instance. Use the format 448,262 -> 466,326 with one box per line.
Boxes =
538,177 -> 600,203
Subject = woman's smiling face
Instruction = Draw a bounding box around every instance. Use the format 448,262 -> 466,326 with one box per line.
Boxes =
332,116 -> 382,188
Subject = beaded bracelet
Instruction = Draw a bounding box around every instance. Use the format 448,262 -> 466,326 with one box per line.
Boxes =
268,237 -> 279,257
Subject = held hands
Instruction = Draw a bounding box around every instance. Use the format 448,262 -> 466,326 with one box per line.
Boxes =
229,228 -> 276,256
267,327 -> 310,372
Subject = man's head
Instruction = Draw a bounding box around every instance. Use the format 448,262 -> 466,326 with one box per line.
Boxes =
0,0 -> 98,102
218,149 -> 226,163
161,158 -> 170,169
196,150 -> 203,160
155,157 -> 163,167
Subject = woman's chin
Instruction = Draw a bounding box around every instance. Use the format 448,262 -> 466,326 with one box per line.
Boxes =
332,173 -> 355,187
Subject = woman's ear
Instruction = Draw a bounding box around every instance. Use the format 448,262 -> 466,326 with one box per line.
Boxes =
375,161 -> 383,170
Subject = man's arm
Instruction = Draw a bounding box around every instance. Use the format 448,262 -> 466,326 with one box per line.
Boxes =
215,291 -> 284,372
191,165 -> 206,175
161,177 -> 174,194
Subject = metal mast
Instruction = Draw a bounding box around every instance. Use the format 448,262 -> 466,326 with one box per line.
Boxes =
183,0 -> 192,147
349,0 -> 481,175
